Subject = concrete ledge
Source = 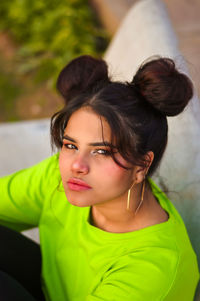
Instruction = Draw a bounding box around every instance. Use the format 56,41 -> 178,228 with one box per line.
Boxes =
0,119 -> 52,176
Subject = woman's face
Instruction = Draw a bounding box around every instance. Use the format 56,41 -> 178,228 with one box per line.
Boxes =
59,107 -> 136,208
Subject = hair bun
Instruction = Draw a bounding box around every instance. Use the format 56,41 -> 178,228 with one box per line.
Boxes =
131,57 -> 193,116
57,55 -> 110,103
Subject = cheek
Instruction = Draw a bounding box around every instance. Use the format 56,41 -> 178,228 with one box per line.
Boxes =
95,162 -> 133,200
101,153 -> 131,177
59,151 -> 70,178
100,160 -> 132,185
103,162 -> 123,177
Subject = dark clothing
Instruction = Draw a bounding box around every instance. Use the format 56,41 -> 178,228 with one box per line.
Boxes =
0,225 -> 45,301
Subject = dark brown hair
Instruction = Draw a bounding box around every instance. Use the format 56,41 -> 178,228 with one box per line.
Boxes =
51,55 -> 193,175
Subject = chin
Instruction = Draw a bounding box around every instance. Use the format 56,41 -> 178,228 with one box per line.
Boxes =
66,194 -> 91,208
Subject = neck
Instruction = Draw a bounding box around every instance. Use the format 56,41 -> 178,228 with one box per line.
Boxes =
91,182 -> 147,230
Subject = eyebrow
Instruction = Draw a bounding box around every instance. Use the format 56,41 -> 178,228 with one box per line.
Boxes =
62,134 -> 116,148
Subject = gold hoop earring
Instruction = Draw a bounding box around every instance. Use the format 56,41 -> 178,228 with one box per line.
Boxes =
134,179 -> 145,216
127,181 -> 136,211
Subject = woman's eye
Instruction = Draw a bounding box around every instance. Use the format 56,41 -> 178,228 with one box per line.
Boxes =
63,143 -> 77,150
93,149 -> 111,156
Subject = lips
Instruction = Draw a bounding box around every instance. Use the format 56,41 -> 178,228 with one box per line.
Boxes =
67,178 -> 92,191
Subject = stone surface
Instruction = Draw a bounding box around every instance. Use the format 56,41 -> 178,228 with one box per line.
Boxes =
105,0 -> 180,80
0,119 -> 52,176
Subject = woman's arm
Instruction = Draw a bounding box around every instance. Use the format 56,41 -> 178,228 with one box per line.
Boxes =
0,154 -> 60,231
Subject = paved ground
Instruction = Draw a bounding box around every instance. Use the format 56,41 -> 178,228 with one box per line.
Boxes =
92,0 -> 200,96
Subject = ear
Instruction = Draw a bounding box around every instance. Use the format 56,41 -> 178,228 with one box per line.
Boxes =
133,151 -> 154,183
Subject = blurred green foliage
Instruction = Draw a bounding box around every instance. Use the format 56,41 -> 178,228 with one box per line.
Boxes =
0,58 -> 22,121
0,0 -> 108,85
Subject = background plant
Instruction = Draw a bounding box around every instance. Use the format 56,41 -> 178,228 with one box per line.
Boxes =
0,0 -> 107,83
0,0 -> 108,121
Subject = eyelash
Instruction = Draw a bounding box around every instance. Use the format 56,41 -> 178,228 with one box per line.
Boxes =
92,149 -> 111,156
63,143 -> 77,150
63,143 -> 111,156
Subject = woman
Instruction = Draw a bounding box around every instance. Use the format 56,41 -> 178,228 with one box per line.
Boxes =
0,55 -> 199,300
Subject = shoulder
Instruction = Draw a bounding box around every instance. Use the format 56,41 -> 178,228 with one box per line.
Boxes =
26,153 -> 61,194
148,178 -> 185,225
0,153 -> 60,199
31,153 -> 59,174
22,153 -> 60,182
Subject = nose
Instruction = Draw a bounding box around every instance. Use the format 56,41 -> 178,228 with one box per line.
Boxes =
71,155 -> 89,175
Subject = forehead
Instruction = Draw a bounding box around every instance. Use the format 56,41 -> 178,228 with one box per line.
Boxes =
64,107 -> 111,141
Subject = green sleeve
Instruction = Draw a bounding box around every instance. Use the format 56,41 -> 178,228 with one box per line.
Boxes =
0,154 -> 60,231
86,249 -> 189,301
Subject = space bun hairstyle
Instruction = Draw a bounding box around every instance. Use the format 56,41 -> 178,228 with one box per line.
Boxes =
56,55 -> 110,103
51,55 -> 193,175
132,57 -> 193,116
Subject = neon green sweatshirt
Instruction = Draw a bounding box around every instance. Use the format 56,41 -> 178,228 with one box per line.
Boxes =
0,154 -> 199,300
